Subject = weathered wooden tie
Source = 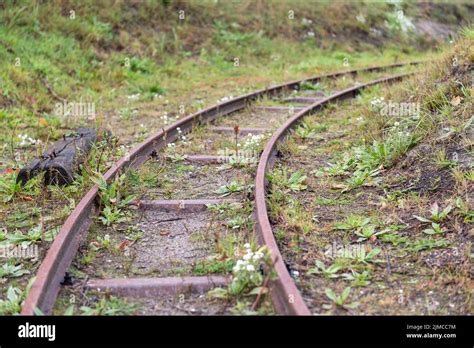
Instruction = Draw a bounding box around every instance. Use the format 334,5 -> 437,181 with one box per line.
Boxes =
17,128 -> 99,186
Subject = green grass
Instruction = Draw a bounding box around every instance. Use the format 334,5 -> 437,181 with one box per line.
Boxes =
263,25 -> 473,316
77,296 -> 141,316
1,1 -> 447,163
0,1 -> 471,314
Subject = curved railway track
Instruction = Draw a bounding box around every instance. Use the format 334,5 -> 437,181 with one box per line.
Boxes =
21,62 -> 419,315
254,74 -> 413,315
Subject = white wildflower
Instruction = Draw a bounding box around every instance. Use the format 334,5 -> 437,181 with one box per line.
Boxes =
127,93 -> 140,101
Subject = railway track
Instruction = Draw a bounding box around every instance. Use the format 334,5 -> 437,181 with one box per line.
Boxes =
21,62 -> 419,315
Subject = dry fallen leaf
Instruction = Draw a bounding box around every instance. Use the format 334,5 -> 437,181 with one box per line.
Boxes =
20,195 -> 34,201
450,95 -> 462,106
118,240 -> 130,250
39,117 -> 49,127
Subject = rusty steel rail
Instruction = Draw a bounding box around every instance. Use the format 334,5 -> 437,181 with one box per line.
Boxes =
21,62 -> 419,315
254,73 -> 414,315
